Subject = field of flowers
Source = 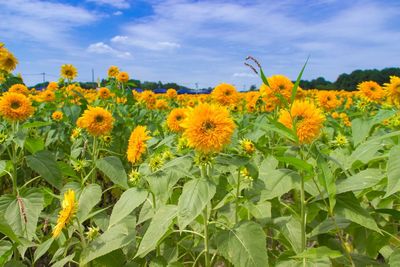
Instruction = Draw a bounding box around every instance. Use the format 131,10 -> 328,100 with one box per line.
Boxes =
1,43 -> 400,267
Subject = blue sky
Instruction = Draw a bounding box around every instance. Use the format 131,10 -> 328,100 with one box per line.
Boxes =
1,0 -> 400,89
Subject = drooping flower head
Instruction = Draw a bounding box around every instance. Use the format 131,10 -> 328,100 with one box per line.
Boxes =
0,47 -> 18,73
167,108 -> 187,133
53,190 -> 78,238
78,106 -> 114,136
278,100 -> 325,144
181,103 -> 235,153
60,64 -> 78,80
127,125 -> 151,164
0,92 -> 34,121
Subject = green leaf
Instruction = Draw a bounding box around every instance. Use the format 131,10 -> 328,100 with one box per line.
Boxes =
336,168 -> 384,194
291,246 -> 341,259
259,169 -> 299,200
135,205 -> 177,258
24,137 -> 45,154
0,240 -> 13,265
385,146 -> 400,198
77,184 -> 102,222
217,221 -> 269,267
317,156 -> 336,212
80,219 -> 135,265
0,189 -> 44,240
22,121 -> 52,129
389,248 -> 400,266
26,150 -> 62,189
96,156 -> 129,189
52,253 -> 75,267
34,238 -> 54,263
290,57 -> 309,105
109,188 -> 148,229
277,156 -> 313,173
335,192 -> 381,233
177,179 -> 216,229
0,214 -> 20,243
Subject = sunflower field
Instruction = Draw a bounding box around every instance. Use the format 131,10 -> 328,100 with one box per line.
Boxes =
1,44 -> 400,267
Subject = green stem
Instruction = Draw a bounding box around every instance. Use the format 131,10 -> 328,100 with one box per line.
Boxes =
235,169 -> 241,224
201,164 -> 210,267
91,137 -> 98,184
11,121 -> 19,195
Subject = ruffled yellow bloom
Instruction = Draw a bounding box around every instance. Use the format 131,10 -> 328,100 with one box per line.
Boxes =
357,81 -> 384,102
53,190 -> 77,238
240,139 -> 255,154
127,125 -> 151,164
78,107 -> 114,136
8,84 -> 29,95
260,75 -> 293,105
181,103 -> 235,153
384,76 -> 400,105
0,48 -> 18,72
155,99 -> 168,110
47,81 -> 59,91
52,111 -> 63,121
41,90 -> 56,102
317,91 -> 341,110
60,64 -> 78,80
98,87 -> 111,99
166,88 -> 178,99
108,65 -> 119,78
167,108 -> 187,133
278,100 -> 325,144
0,92 -> 34,121
117,71 -> 129,83
211,83 -> 239,106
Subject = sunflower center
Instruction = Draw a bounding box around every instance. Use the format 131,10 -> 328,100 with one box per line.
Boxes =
11,101 -> 21,109
95,115 -> 104,123
202,120 -> 215,131
370,87 -> 376,91
327,96 -> 331,101
278,85 -> 285,90
224,91 -> 231,96
65,70 -> 72,76
176,115 -> 182,121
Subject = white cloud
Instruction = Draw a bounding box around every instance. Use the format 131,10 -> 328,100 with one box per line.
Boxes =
87,42 -> 131,58
86,0 -> 130,9
233,72 -> 257,78
111,35 -> 129,43
113,11 -> 123,16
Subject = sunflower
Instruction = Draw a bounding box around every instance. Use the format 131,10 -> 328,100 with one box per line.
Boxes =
155,99 -> 168,110
98,87 -> 111,99
211,83 -> 239,106
167,108 -> 187,133
41,90 -> 56,102
240,139 -> 255,154
0,48 -> 18,72
166,88 -> 178,99
384,76 -> 400,105
53,189 -> 78,238
47,81 -> 59,91
78,107 -> 114,136
8,84 -> 29,95
60,64 -> 78,80
278,100 -> 325,144
181,103 -> 235,153
0,92 -> 34,121
260,75 -> 293,104
108,65 -> 119,78
117,71 -> 129,83
357,81 -> 384,102
52,111 -> 63,121
127,125 -> 151,164
317,91 -> 341,110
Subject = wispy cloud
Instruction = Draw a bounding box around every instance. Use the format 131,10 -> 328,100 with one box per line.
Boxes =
87,42 -> 132,58
86,0 -> 130,9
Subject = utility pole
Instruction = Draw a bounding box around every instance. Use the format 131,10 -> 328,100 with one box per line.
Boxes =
40,72 -> 45,83
92,68 -> 94,83
195,82 -> 199,90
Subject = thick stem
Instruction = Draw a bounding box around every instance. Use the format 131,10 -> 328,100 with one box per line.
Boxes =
300,174 -> 306,267
11,121 -> 19,195
91,137 -> 98,184
201,164 -> 210,267
235,169 -> 241,224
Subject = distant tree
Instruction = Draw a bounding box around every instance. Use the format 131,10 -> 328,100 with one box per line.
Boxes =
249,84 -> 257,91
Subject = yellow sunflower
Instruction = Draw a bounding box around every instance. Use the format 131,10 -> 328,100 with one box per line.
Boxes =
52,111 -> 63,121
240,139 -> 255,154
260,75 -> 293,104
317,91 -> 341,110
117,71 -> 129,83
278,100 -> 325,144
60,64 -> 78,80
181,103 -> 235,153
0,48 -> 18,72
53,190 -> 78,238
78,107 -> 114,136
166,88 -> 178,99
384,76 -> 400,105
127,125 -> 151,164
167,108 -> 187,133
41,90 -> 56,102
98,87 -> 111,100
0,92 -> 34,121
357,81 -> 384,102
155,99 -> 168,110
211,83 -> 239,106
8,84 -> 29,95
47,81 -> 58,91
108,65 -> 119,78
